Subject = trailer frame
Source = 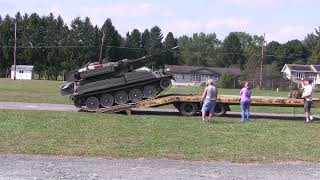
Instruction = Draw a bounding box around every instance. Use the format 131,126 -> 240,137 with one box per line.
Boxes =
95,94 -> 320,117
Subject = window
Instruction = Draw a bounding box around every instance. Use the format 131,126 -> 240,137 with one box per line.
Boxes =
293,72 -> 305,79
201,74 -> 211,82
182,75 -> 185,79
212,75 -> 219,80
190,74 -> 201,82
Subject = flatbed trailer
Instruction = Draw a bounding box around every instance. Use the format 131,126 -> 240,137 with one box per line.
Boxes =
95,94 -> 320,117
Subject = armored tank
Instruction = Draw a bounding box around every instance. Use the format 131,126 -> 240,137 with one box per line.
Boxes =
60,55 -> 173,110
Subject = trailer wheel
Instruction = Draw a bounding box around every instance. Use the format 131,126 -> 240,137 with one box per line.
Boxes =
214,103 -> 227,117
179,102 -> 197,116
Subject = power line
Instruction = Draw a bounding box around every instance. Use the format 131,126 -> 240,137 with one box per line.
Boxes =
0,44 -> 311,61
0,45 -> 158,51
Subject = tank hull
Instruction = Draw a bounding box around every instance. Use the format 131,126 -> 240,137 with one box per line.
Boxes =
61,70 -> 173,110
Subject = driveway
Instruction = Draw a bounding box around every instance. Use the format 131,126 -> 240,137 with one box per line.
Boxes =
1,154 -> 320,180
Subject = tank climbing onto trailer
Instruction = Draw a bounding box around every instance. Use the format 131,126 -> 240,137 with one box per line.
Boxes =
60,53 -> 174,111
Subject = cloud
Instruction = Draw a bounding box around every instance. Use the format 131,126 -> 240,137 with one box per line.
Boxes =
222,0 -> 278,8
76,2 -> 175,35
266,25 -> 308,43
79,2 -> 173,22
205,17 -> 251,29
164,16 -> 251,37
50,6 -> 62,18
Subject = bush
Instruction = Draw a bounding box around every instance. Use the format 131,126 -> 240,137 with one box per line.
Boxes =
218,73 -> 240,88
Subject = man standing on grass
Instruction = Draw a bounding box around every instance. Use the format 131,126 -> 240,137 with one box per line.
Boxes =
301,78 -> 313,123
201,79 -> 218,123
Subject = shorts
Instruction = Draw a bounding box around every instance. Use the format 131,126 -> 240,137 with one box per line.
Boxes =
304,100 -> 312,113
201,100 -> 216,114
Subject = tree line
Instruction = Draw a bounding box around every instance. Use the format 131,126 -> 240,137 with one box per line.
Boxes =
0,12 -> 320,86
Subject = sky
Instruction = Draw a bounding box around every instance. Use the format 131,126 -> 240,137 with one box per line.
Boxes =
0,0 -> 318,43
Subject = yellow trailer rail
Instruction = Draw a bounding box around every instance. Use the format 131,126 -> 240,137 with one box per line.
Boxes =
96,94 -> 320,116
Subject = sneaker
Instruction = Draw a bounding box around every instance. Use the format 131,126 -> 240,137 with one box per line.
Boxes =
310,116 -> 314,121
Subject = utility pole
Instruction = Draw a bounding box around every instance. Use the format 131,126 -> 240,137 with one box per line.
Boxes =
99,31 -> 105,64
259,33 -> 265,88
13,22 -> 17,80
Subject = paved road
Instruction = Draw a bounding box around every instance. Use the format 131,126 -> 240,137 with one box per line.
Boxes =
0,101 -> 77,112
0,101 -> 315,120
0,102 -> 320,120
1,154 -> 320,180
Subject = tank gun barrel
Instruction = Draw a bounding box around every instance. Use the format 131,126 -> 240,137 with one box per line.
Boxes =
121,46 -> 179,70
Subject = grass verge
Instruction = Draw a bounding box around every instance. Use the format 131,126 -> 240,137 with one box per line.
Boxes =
0,79 -> 69,104
1,110 -> 319,162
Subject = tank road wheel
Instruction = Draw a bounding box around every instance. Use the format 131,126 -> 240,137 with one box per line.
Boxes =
143,85 -> 157,99
85,96 -> 100,110
100,94 -> 114,107
114,91 -> 128,105
160,78 -> 172,89
129,88 -> 143,103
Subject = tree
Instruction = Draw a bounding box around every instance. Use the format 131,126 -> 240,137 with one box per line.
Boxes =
304,27 -> 320,65
178,33 -> 220,66
141,29 -> 151,56
242,54 -> 260,81
101,18 -> 123,62
163,32 -> 179,65
304,33 -> 318,52
278,40 -> 309,65
263,62 -> 282,89
0,14 -> 14,77
309,41 -> 320,64
220,32 -> 246,69
148,26 -> 164,68
265,41 -> 282,64
125,29 -> 142,59
218,73 -> 240,88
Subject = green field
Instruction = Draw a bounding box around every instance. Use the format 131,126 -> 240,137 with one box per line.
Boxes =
0,78 -> 318,114
0,79 -> 70,104
0,110 -> 319,162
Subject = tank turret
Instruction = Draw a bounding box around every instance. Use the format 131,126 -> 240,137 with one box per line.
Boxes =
70,55 -> 152,83
60,52 -> 174,110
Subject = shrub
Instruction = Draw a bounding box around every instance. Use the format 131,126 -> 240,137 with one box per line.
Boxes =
217,73 -> 240,88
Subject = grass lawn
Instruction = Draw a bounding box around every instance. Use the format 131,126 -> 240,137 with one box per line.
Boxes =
0,79 -> 70,104
0,110 -> 319,162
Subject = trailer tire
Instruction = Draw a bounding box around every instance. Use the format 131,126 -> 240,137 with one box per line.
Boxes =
179,102 -> 197,116
214,103 -> 227,117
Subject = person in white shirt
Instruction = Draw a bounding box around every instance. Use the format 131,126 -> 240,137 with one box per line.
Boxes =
301,78 -> 313,123
201,79 -> 218,123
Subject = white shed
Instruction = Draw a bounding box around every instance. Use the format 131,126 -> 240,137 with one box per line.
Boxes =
11,65 -> 34,80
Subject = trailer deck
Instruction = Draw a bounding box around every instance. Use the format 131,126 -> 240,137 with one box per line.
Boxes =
95,94 -> 320,116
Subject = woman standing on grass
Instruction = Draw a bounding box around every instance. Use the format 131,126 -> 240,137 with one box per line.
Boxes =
240,81 -> 252,123
201,79 -> 218,123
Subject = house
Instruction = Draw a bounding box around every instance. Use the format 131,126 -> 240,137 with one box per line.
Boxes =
281,64 -> 320,88
165,65 -> 241,86
10,65 -> 34,80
